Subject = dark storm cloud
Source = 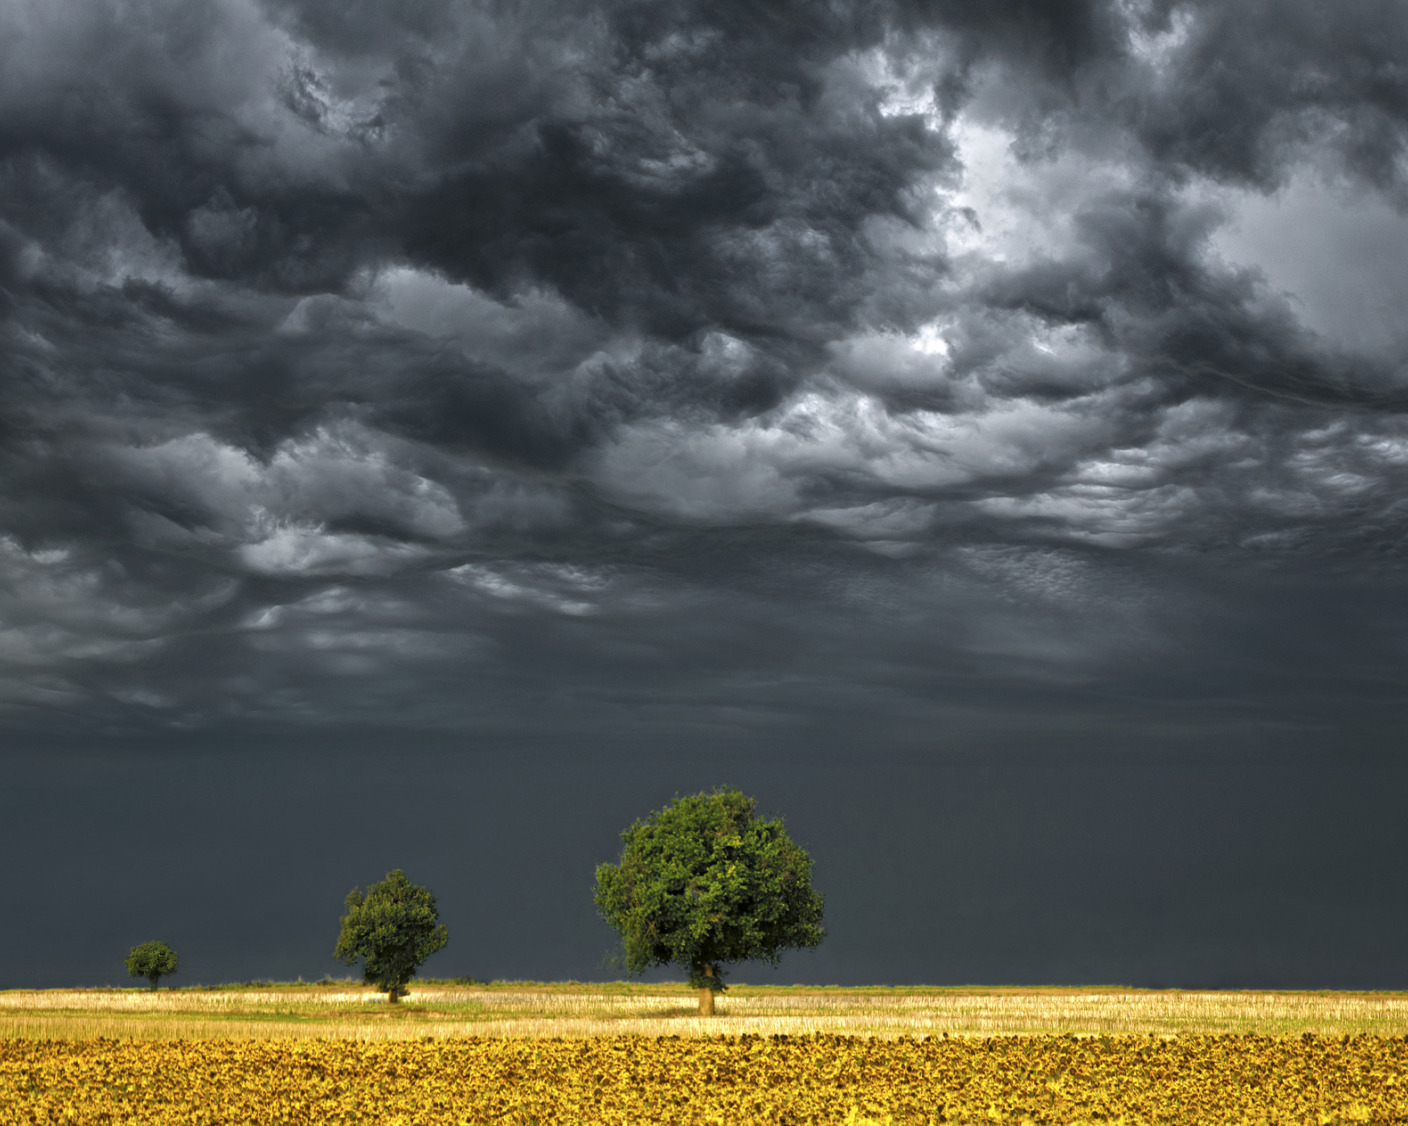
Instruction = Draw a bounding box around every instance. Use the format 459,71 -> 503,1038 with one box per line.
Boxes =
1128,0 -> 1408,193
5,3 -> 1408,1001
0,0 -> 1406,737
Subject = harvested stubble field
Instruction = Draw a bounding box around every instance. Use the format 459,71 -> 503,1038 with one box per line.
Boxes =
3,985 -> 1407,1124
5,982 -> 1408,1040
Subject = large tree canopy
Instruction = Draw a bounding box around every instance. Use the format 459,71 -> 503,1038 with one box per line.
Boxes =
594,787 -> 824,1014
125,940 -> 179,991
334,869 -> 448,1002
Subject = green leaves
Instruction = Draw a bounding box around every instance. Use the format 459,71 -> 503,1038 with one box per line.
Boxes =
125,940 -> 179,990
334,869 -> 448,1000
594,787 -> 824,998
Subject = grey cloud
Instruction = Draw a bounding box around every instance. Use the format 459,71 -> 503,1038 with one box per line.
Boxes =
1,0 -> 1406,741
1127,0 -> 1408,194
6,0 -> 1408,1000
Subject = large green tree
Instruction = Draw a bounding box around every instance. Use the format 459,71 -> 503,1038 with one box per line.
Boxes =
334,869 -> 448,1002
594,787 -> 824,1015
125,940 -> 179,991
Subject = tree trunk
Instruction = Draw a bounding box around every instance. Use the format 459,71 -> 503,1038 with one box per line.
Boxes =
387,987 -> 401,1004
697,963 -> 715,1016
148,975 -> 159,991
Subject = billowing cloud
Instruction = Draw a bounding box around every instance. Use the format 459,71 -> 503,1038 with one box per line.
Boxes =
1,0 -> 1405,737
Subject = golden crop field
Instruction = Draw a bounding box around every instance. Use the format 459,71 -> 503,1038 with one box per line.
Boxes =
4,1031 -> 1407,1124
5,983 -> 1408,1040
4,986 -> 1408,1124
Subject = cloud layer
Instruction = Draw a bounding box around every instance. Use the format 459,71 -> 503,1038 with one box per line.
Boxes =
2,0 -> 1407,734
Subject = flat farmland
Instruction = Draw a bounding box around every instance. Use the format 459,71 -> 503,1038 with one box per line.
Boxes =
3,982 -> 1408,1039
5,986 -> 1408,1124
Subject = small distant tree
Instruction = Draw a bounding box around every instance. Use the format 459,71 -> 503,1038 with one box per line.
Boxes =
125,940 -> 179,991
334,869 -> 448,1002
594,787 -> 824,1016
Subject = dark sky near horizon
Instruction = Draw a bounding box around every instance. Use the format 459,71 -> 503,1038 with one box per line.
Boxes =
2,0 -> 1407,991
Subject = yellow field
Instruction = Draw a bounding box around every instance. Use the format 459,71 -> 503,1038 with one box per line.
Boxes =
5,987 -> 1407,1123
4,982 -> 1408,1039
4,1032 -> 1407,1124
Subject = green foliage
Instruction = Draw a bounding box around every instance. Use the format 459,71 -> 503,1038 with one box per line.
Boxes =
594,786 -> 824,993
334,869 -> 449,1000
125,940 -> 179,990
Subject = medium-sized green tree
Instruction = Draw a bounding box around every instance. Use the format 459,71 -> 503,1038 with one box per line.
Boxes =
125,940 -> 179,991
334,869 -> 448,1002
594,786 -> 824,1016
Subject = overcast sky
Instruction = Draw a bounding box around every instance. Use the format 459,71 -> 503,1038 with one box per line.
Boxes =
2,0 -> 1407,991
